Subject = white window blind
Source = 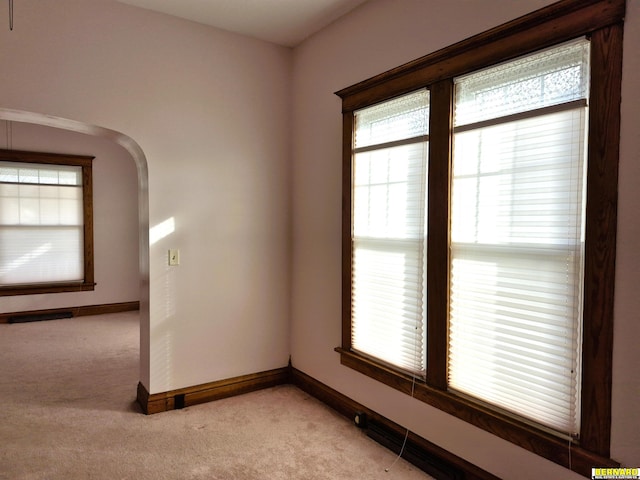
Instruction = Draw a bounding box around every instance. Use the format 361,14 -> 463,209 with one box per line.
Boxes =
0,161 -> 84,285
448,39 -> 590,436
352,89 -> 429,375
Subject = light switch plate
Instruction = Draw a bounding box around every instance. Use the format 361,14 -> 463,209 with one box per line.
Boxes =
168,249 -> 180,266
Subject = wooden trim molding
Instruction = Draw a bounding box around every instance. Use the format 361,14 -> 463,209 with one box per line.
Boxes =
580,22 -> 623,456
335,348 -> 619,478
426,79 -> 453,391
136,367 -> 292,415
335,0 -> 625,111
136,364 -> 502,480
291,368 -> 500,480
341,111 -> 355,350
0,149 -> 94,166
0,301 -> 140,324
0,282 -> 97,297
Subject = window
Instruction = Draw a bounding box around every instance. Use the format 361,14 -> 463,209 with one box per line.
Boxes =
336,0 -> 624,475
0,149 -> 95,296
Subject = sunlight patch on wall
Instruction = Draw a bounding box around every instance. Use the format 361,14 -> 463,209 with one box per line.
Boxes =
149,217 -> 175,245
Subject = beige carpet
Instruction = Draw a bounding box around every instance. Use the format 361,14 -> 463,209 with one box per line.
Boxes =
0,312 -> 433,480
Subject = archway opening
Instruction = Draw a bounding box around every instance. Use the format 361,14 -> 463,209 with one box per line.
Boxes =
0,107 -> 150,389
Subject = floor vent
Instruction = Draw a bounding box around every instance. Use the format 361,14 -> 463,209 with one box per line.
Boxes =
8,311 -> 73,324
174,394 -> 186,410
366,420 -> 464,480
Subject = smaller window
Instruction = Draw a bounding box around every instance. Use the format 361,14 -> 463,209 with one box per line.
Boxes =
0,149 -> 95,296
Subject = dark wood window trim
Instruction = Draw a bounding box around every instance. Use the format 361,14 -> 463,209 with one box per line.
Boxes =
335,0 -> 624,476
0,149 -> 95,296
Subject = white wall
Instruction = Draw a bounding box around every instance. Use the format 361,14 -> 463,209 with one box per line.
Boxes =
0,0 -> 292,394
0,122 -> 139,313
2,0 -> 637,477
290,0 -> 640,478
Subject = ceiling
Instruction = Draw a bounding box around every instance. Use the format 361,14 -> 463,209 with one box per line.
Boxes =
116,0 -> 369,47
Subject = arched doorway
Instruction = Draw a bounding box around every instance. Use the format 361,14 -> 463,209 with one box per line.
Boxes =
0,107 -> 150,390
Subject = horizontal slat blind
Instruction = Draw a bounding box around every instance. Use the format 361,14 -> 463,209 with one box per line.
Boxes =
0,162 -> 84,285
448,39 -> 589,436
352,90 -> 429,375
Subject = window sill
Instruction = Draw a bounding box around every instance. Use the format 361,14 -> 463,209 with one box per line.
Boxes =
335,347 -> 617,477
0,282 -> 96,297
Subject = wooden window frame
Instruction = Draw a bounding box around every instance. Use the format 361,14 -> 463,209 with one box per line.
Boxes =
335,0 -> 624,476
0,149 -> 95,296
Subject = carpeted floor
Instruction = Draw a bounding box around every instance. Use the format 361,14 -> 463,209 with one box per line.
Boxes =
0,312 -> 434,480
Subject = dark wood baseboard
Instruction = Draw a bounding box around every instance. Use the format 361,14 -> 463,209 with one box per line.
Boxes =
0,301 -> 140,324
140,364 -> 499,479
291,368 -> 500,480
136,366 -> 292,415
0,300 -> 506,479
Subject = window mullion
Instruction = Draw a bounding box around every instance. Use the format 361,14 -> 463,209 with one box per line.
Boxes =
426,79 -> 453,389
